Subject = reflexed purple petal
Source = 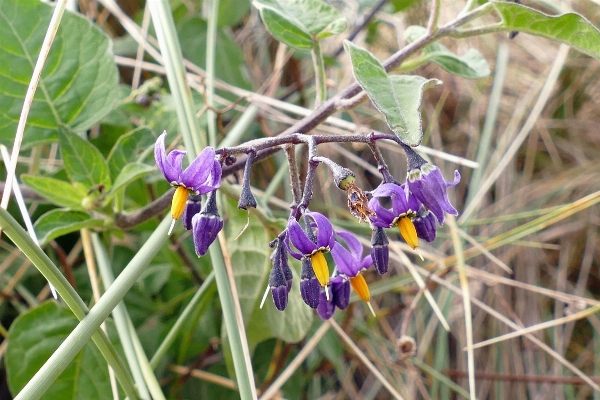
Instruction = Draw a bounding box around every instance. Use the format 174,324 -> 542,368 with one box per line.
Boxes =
335,230 -> 363,261
192,212 -> 224,256
361,255 -> 373,271
332,280 -> 350,310
180,146 -> 215,190
331,243 -> 360,277
308,212 -> 334,249
407,165 -> 460,226
368,198 -> 396,228
448,170 -> 461,187
181,201 -> 201,230
317,291 -> 335,320
371,182 -> 404,198
300,278 -> 321,309
271,285 -> 288,311
155,132 -> 185,183
414,211 -> 437,242
196,159 -> 223,195
287,219 -> 317,257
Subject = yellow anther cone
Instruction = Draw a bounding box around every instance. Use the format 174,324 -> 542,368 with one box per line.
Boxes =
398,217 -> 419,250
310,251 -> 330,287
350,274 -> 370,302
171,186 -> 189,220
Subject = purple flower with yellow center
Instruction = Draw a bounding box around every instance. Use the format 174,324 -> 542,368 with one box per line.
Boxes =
331,230 -> 374,313
286,212 -> 335,290
403,145 -> 460,226
154,131 -> 222,234
368,183 -> 420,250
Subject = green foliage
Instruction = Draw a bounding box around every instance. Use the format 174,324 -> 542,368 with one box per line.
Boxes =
493,2 -> 600,60
33,209 -> 104,245
0,0 -> 118,147
345,41 -> 441,146
253,0 -> 346,49
19,175 -> 87,211
405,25 -> 490,79
6,302 -> 116,399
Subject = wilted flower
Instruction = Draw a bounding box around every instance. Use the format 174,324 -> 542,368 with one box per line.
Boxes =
154,131 -> 222,234
192,191 -> 223,257
286,212 -> 335,289
403,146 -> 460,226
369,183 -> 420,250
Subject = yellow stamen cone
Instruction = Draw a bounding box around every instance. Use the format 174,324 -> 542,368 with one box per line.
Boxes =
350,274 -> 370,302
398,217 -> 419,250
310,251 -> 330,287
171,186 -> 189,220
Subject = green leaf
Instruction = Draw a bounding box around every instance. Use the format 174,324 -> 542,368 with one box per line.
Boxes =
253,0 -> 346,50
107,127 -> 155,181
0,0 -> 118,147
492,2 -> 600,60
6,302 -> 115,399
345,41 -> 441,146
105,162 -> 155,200
34,209 -> 104,245
405,25 -> 490,79
58,127 -> 111,190
20,175 -> 87,210
218,0 -> 251,27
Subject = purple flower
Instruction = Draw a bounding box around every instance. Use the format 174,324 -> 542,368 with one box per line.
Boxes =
154,131 -> 222,234
403,146 -> 460,226
413,208 -> 437,242
368,183 -> 420,250
286,212 -> 335,288
192,192 -> 223,257
331,230 -> 373,303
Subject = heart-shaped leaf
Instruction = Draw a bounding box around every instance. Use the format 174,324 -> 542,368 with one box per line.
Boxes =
6,302 -> 116,400
253,0 -> 346,50
0,0 -> 118,147
345,41 -> 441,146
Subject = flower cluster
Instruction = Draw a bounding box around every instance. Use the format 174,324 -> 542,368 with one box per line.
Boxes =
153,131 -> 460,320
154,132 -> 224,255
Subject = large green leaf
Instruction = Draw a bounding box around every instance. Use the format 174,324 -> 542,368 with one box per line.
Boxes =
104,162 -> 155,201
6,302 -> 115,399
345,41 -> 441,146
34,209 -> 104,245
59,127 -> 111,190
20,175 -> 87,210
0,0 -> 118,147
492,2 -> 600,60
106,127 -> 155,180
405,25 -> 490,79
253,0 -> 346,50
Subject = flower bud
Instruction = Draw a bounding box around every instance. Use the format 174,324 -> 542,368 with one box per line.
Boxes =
181,195 -> 202,230
413,210 -> 437,242
317,291 -> 335,320
332,278 -> 350,310
370,227 -> 389,275
192,192 -> 223,257
300,259 -> 320,309
269,261 -> 289,311
238,152 -> 258,210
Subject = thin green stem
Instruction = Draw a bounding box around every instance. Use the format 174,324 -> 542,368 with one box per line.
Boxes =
12,216 -> 171,400
209,239 -> 258,400
92,234 -> 155,400
0,207 -> 138,399
147,1 -> 204,156
150,272 -> 216,369
311,41 -> 327,105
206,0 -> 220,147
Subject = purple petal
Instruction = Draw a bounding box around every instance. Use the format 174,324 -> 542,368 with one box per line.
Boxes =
414,211 -> 437,242
181,201 -> 201,230
331,243 -> 360,277
372,182 -> 404,198
368,198 -> 395,228
192,212 -> 224,256
300,277 -> 321,309
317,291 -> 335,320
271,285 -> 288,311
448,170 -> 461,187
155,132 -> 184,183
308,212 -> 334,249
408,166 -> 459,226
361,255 -> 373,271
286,219 -> 317,257
335,230 -> 363,261
180,146 -> 215,190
